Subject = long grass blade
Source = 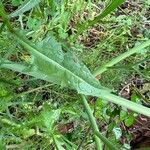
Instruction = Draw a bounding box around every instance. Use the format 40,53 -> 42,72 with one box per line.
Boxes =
93,0 -> 125,21
73,0 -> 125,41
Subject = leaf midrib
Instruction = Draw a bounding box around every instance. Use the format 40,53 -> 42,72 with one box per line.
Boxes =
14,32 -> 103,93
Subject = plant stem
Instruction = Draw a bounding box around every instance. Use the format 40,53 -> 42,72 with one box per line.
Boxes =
81,95 -> 102,150
93,40 -> 150,76
94,131 -> 117,150
100,92 -> 150,117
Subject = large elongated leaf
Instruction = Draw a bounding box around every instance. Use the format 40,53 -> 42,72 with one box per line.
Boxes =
1,31 -> 150,117
1,32 -> 106,96
9,0 -> 41,18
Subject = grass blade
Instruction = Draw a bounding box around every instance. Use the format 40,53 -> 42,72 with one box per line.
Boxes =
73,0 -> 125,41
93,0 -> 125,21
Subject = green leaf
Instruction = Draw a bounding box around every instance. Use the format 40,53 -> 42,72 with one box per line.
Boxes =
0,31 -> 150,116
1,32 -> 106,97
27,17 -> 41,30
11,0 -> 22,6
113,127 -> 122,140
125,115 -> 134,127
22,128 -> 35,139
120,110 -> 127,121
1,31 -> 150,117
9,0 -> 41,18
40,103 -> 60,130
93,0 -> 125,21
131,93 -> 140,103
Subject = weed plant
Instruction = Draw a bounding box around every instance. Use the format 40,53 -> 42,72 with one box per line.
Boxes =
0,0 -> 150,149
